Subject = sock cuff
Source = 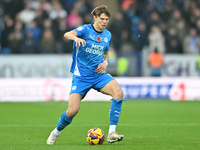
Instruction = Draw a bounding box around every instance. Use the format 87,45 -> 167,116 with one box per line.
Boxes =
111,99 -> 124,103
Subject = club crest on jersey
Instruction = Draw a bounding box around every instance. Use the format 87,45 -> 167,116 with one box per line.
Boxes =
104,37 -> 108,43
97,36 -> 101,42
77,26 -> 84,31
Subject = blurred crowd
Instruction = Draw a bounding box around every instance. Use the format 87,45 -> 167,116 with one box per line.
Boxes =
115,0 -> 200,55
0,0 -> 98,54
1,0 -> 200,55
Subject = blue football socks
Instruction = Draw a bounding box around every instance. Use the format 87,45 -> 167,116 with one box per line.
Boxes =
109,99 -> 124,125
56,111 -> 73,131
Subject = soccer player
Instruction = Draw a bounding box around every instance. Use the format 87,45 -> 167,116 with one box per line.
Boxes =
46,5 -> 124,145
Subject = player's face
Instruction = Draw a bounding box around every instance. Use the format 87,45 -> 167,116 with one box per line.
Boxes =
94,13 -> 110,32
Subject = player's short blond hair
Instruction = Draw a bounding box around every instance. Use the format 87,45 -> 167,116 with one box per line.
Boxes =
91,5 -> 111,18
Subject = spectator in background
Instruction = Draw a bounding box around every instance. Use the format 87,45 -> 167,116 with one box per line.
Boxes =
3,0 -> 200,57
165,27 -> 182,53
195,18 -> 200,35
133,21 -> 148,50
107,47 -> 117,76
8,31 -> 24,54
117,56 -> 129,76
179,0 -> 191,23
108,11 -> 130,52
72,0 -> 87,15
60,0 -> 77,12
55,18 -> 73,54
66,9 -> 83,30
196,54 -> 200,76
3,0 -> 24,19
1,15 -> 14,53
57,37 -> 73,54
176,20 -> 188,44
43,18 -> 54,31
8,22 -> 24,53
161,0 -> 175,21
121,0 -> 136,12
148,47 -> 163,77
183,27 -> 200,54
40,29 -> 56,53
42,18 -> 60,44
168,9 -> 186,29
83,12 -> 93,24
49,0 -> 67,20
55,18 -> 70,53
159,21 -> 168,38
34,3 -> 49,29
0,4 -> 5,41
22,31 -> 38,53
13,19 -> 24,34
66,0 -> 92,28
24,20 -> 42,47
146,11 -> 162,31
120,40 -> 135,54
148,25 -> 165,53
140,3 -> 154,22
19,3 -> 36,26
57,18 -> 68,40
189,4 -> 200,27
49,0 -> 68,42
40,0 -> 52,13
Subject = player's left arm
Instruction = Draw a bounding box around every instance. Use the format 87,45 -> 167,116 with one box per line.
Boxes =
95,51 -> 109,74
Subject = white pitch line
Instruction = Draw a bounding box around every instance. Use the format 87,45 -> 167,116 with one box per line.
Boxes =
0,123 -> 199,128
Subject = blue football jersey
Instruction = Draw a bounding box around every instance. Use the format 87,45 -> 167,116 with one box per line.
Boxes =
70,24 -> 111,77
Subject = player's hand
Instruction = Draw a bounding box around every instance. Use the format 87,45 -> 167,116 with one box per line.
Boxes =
95,62 -> 108,74
74,37 -> 86,47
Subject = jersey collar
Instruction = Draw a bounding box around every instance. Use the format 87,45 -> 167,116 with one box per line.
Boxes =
91,23 -> 103,33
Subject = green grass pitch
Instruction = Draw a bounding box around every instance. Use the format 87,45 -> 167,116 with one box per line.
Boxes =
0,100 -> 200,150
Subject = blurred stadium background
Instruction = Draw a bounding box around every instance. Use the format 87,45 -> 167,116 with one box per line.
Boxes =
0,0 -> 200,102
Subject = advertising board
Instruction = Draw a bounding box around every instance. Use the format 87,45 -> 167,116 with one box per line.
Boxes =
0,55 -> 72,78
0,78 -> 200,102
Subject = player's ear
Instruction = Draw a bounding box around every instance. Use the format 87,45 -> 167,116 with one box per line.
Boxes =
93,15 -> 97,21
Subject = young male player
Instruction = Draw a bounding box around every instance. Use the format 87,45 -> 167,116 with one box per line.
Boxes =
46,5 -> 124,144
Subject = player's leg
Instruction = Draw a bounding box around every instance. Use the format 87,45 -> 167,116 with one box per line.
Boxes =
57,93 -> 83,131
46,93 -> 82,145
100,79 -> 124,143
47,74 -> 91,145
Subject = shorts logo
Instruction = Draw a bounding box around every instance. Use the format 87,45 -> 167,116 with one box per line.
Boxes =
72,86 -> 77,90
97,36 -> 101,42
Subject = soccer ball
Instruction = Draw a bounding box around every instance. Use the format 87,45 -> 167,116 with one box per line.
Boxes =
86,127 -> 105,145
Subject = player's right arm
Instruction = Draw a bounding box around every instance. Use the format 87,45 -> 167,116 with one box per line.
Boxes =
64,31 -> 86,47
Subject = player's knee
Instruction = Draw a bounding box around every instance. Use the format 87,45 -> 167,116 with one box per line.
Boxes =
113,88 -> 124,100
67,108 -> 79,118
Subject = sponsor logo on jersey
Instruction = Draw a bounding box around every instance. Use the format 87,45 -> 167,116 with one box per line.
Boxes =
104,37 -> 108,43
85,44 -> 104,56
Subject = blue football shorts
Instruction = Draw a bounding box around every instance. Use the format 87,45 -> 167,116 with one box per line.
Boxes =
70,72 -> 115,97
